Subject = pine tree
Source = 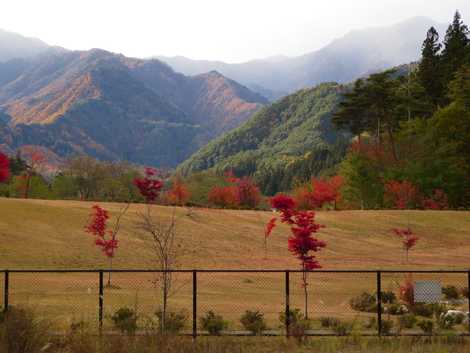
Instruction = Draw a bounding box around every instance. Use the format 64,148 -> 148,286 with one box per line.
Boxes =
441,11 -> 469,89
418,27 -> 443,108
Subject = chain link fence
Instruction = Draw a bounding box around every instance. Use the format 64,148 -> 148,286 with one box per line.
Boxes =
1,270 -> 469,336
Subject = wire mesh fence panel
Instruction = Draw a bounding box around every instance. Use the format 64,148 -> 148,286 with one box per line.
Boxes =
102,272 -> 193,332
381,272 -> 469,335
8,272 -> 99,331
289,272 -> 377,335
197,272 -> 284,333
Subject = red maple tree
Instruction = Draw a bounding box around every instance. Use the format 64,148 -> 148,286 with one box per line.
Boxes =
422,189 -> 449,210
269,193 -> 326,318
0,153 -> 10,183
133,167 -> 164,203
392,227 -> 419,263
167,176 -> 191,206
384,180 -> 419,209
85,204 -> 129,285
208,173 -> 261,209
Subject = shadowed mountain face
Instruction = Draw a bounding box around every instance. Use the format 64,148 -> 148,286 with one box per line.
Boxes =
159,17 -> 446,98
0,49 -> 267,167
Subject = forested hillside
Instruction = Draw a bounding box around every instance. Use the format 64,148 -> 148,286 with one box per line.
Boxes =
178,83 -> 350,194
333,11 -> 470,208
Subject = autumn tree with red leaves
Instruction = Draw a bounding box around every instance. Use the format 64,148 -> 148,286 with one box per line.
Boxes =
208,172 -> 261,209
391,227 -> 419,263
384,180 -> 419,209
268,194 -> 326,318
17,149 -> 45,199
0,153 -> 10,183
167,176 -> 191,206
422,189 -> 449,210
85,203 -> 129,286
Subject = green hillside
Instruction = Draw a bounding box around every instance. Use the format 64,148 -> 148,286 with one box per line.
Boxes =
178,83 -> 350,194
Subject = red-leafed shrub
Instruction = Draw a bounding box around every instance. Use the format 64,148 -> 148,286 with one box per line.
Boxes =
133,167 -> 163,203
294,176 -> 344,210
422,189 -> 449,210
207,173 -> 261,209
167,176 -> 191,206
235,177 -> 261,208
384,180 -> 419,209
0,153 -> 10,183
208,185 -> 239,208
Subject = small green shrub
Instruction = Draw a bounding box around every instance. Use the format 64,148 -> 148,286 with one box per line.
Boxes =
200,311 -> 227,335
155,310 -> 188,334
412,303 -> 434,318
319,316 -> 340,328
381,291 -> 397,304
381,319 -> 394,335
365,317 -> 377,329
279,308 -> 304,327
240,310 -> 266,335
417,319 -> 434,335
386,303 -> 407,315
398,314 -> 417,329
0,307 -> 50,353
350,292 -> 377,313
111,307 -> 137,334
438,314 -> 457,330
331,320 -> 353,336
442,285 -> 460,300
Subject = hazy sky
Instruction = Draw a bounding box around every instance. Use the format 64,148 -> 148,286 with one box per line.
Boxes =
1,0 -> 469,63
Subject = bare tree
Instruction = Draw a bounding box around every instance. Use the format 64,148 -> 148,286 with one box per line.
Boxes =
135,206 -> 188,332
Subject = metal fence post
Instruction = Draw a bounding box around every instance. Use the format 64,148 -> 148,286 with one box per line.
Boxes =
377,271 -> 382,337
3,270 -> 9,313
285,271 -> 290,337
467,271 -> 470,333
192,270 -> 197,339
99,270 -> 104,331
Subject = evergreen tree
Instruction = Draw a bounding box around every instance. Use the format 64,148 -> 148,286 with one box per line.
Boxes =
441,11 -> 469,89
418,27 -> 443,108
332,79 -> 369,143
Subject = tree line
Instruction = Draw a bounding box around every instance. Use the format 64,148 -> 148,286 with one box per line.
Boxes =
332,11 -> 470,209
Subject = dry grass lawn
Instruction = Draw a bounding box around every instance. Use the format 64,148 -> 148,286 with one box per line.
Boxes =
1,198 -> 469,332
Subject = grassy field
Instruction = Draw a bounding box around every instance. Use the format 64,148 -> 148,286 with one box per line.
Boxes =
1,198 -> 470,332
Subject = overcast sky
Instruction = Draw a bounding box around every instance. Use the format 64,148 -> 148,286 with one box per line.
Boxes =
1,0 -> 469,63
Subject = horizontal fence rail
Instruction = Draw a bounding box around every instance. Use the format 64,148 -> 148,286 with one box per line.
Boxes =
2,269 -> 470,337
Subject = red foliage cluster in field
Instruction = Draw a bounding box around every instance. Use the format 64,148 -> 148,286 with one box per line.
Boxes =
269,194 -> 326,270
392,227 -> 419,252
0,153 -> 10,183
167,176 -> 191,206
133,167 -> 164,203
294,176 -> 343,210
85,205 -> 118,258
385,180 -> 449,210
208,172 -> 261,208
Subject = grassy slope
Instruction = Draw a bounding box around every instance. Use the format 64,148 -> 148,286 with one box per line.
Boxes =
1,197 -> 469,270
2,198 -> 470,330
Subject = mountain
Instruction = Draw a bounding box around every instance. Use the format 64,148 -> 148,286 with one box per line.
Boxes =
0,49 -> 267,167
0,29 -> 51,62
178,82 -> 350,194
159,17 -> 446,98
